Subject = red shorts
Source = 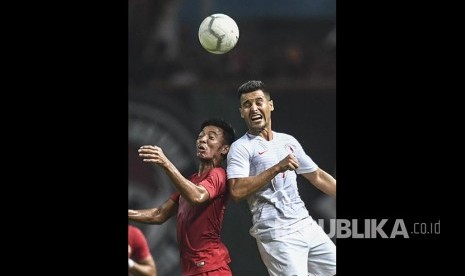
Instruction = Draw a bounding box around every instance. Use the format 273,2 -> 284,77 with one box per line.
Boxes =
191,265 -> 232,276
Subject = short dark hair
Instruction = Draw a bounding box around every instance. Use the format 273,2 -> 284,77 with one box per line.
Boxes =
200,118 -> 236,146
237,80 -> 271,100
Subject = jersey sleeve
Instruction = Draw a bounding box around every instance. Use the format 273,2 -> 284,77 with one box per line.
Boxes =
130,227 -> 151,262
170,191 -> 180,203
292,136 -> 318,174
226,142 -> 250,179
197,168 -> 227,200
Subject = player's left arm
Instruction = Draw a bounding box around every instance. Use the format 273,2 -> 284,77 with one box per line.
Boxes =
128,198 -> 177,225
302,168 -> 336,197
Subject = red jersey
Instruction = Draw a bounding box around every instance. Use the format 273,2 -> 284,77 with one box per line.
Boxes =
170,167 -> 231,275
128,224 -> 151,262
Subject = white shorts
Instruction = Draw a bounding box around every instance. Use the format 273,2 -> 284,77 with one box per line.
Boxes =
256,219 -> 336,276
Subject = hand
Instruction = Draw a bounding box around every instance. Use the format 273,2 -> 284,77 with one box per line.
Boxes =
138,145 -> 170,168
277,154 -> 299,172
128,244 -> 132,257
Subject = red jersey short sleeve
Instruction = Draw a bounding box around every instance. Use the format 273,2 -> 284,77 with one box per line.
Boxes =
128,225 -> 151,262
197,167 -> 227,200
170,191 -> 180,203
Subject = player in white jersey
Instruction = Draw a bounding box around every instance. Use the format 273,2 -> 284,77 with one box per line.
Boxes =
227,80 -> 336,276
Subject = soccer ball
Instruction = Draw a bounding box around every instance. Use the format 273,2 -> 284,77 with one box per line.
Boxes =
198,13 -> 239,54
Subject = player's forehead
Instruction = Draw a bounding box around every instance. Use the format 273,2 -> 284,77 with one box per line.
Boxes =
240,90 -> 267,103
200,125 -> 224,136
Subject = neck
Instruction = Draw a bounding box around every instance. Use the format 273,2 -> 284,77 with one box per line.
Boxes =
198,158 -> 221,174
250,127 -> 273,141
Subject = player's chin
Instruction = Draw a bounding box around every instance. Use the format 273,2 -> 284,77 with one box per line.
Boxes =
197,152 -> 207,159
198,151 -> 212,159
250,123 -> 265,131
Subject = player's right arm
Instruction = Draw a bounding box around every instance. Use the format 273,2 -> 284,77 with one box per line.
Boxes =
138,145 -> 210,205
128,198 -> 177,224
228,154 -> 299,201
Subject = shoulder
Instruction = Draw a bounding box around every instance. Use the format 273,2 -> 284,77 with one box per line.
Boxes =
231,133 -> 258,151
128,225 -> 145,243
231,133 -> 250,147
274,131 -> 296,141
208,167 -> 226,177
275,132 -> 300,145
129,225 -> 143,236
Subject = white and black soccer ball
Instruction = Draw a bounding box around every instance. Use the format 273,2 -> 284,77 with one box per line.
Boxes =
198,13 -> 239,54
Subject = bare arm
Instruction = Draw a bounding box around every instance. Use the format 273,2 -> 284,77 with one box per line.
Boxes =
139,145 -> 210,205
302,168 -> 336,197
128,198 -> 177,224
229,154 -> 299,201
129,255 -> 157,276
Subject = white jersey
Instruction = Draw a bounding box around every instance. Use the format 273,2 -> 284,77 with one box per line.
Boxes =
227,131 -> 318,240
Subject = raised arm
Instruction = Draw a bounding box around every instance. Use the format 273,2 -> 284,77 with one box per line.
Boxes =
128,198 -> 177,225
302,168 -> 336,197
138,145 -> 210,205
229,154 -> 299,201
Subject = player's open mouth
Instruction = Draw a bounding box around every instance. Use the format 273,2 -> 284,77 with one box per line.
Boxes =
251,114 -> 262,121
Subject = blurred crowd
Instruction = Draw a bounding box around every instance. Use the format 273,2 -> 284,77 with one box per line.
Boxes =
129,0 -> 336,91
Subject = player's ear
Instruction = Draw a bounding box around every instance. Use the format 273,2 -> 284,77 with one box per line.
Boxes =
239,107 -> 244,118
269,100 -> 274,111
221,145 -> 230,155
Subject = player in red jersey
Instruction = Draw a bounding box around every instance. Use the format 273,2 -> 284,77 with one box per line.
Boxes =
129,118 -> 235,276
128,224 -> 157,276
